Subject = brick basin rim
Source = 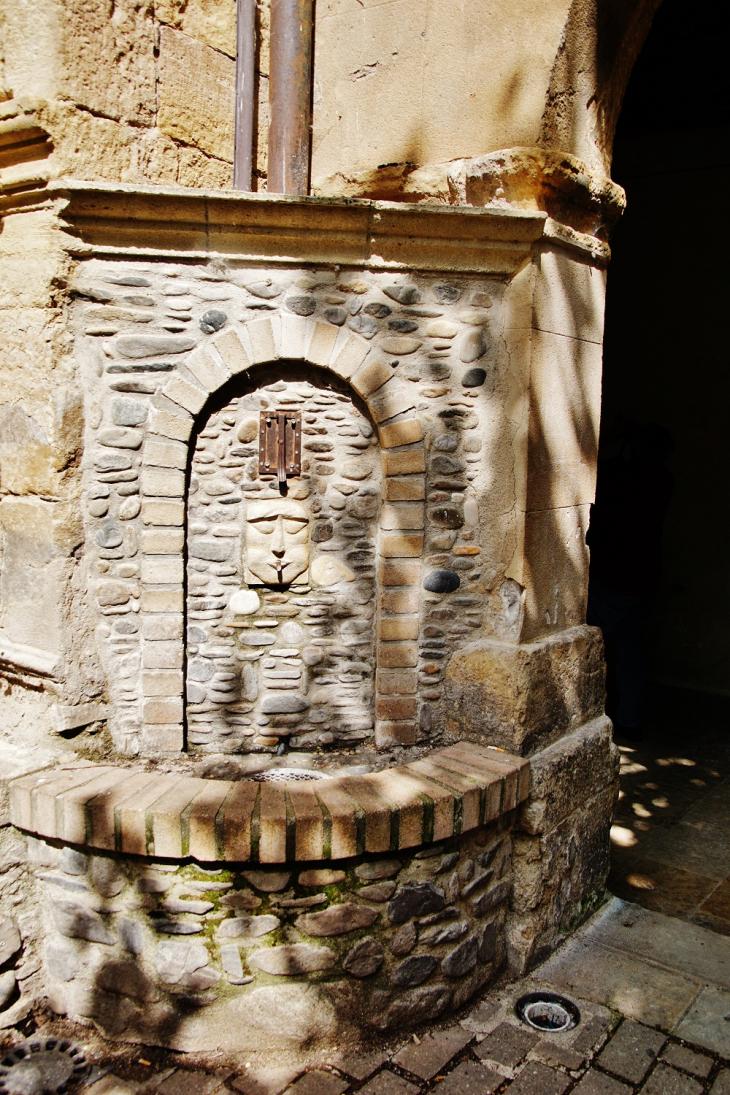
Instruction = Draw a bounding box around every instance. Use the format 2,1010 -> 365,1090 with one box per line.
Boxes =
9,743 -> 530,864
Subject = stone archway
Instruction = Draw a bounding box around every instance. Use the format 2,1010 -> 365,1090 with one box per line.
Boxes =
138,317 -> 427,754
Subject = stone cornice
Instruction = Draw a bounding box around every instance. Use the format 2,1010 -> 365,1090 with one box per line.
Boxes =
29,180 -> 549,275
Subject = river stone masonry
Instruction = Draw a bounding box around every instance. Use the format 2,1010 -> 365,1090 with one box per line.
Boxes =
74,259 -> 512,757
10,744 -> 528,1052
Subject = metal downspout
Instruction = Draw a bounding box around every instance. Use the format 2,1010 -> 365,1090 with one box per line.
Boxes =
267,0 -> 314,195
233,0 -> 256,190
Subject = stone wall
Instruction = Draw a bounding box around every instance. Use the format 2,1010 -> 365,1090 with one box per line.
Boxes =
74,257 -> 533,757
27,822 -> 515,1054
185,374 -> 382,752
0,0 -> 660,193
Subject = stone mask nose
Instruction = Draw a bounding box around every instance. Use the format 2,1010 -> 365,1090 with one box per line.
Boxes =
271,516 -> 286,557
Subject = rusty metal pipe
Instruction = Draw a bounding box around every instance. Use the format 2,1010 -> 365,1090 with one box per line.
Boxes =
268,0 -> 314,195
233,0 -> 256,190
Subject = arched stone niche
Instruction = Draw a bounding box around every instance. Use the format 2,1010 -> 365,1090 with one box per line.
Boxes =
186,365 -> 385,753
134,317 -> 427,756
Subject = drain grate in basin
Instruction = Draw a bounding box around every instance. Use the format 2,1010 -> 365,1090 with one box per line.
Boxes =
515,992 -> 580,1033
0,1038 -> 88,1095
248,768 -> 328,783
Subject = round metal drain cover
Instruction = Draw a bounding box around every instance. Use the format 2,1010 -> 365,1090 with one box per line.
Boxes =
248,768 -> 328,783
0,1038 -> 87,1095
515,992 -> 580,1033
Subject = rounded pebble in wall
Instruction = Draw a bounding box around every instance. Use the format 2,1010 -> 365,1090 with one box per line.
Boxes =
423,569 -> 461,594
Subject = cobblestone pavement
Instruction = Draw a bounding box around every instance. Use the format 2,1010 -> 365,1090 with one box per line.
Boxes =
2,897 -> 728,1095
609,685 -> 730,935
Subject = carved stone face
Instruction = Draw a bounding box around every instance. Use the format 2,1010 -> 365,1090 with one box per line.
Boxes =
245,498 -> 310,585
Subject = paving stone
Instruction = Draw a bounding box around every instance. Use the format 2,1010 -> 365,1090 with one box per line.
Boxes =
505,1061 -> 571,1094
539,940 -> 701,1029
279,1071 -> 347,1095
461,998 -> 500,1033
596,1020 -> 666,1084
432,1059 -> 502,1094
640,1063 -> 704,1094
334,1050 -> 391,1082
571,1015 -> 612,1054
675,985 -> 730,1057
661,1044 -> 713,1078
357,1071 -> 420,1095
85,1077 -> 136,1095
230,1067 -> 301,1095
585,903 -> 730,990
158,1071 -> 227,1095
571,1072 -> 632,1095
532,1039 -> 586,1070
474,1022 -> 539,1069
391,1025 -> 473,1080
710,1071 -> 730,1094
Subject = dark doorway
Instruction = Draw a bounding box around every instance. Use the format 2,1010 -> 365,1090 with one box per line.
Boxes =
601,0 -> 730,930
601,0 -> 730,697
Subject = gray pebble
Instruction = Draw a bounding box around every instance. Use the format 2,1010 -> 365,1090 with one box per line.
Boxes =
286,295 -> 317,316
383,284 -> 420,305
200,309 -> 227,333
245,280 -> 283,299
363,302 -> 391,318
390,954 -> 437,986
459,329 -> 487,363
347,314 -> 379,339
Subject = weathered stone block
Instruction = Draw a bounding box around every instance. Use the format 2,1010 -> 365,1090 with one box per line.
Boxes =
519,717 -> 617,835
384,449 -> 426,476
378,643 -> 418,668
385,475 -> 424,501
444,625 -> 605,754
158,27 -> 235,161
378,617 -> 419,641
380,418 -> 424,448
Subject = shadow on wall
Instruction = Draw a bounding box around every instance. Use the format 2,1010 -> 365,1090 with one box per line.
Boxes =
539,0 -> 664,170
522,248 -> 603,643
